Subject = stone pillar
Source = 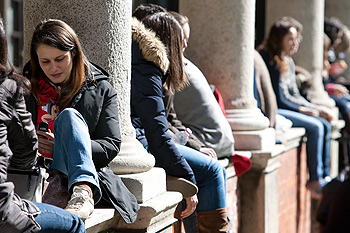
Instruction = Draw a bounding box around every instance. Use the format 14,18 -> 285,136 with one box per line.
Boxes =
325,0 -> 350,81
265,0 -> 334,107
24,1 -> 181,232
179,0 -> 275,151
239,153 -> 280,233
23,0 -> 154,174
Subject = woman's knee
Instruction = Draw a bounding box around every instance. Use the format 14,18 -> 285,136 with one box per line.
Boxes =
54,108 -> 87,131
207,160 -> 225,182
57,108 -> 82,122
305,118 -> 324,137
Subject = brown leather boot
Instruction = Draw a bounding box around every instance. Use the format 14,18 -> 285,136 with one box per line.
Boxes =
197,208 -> 228,233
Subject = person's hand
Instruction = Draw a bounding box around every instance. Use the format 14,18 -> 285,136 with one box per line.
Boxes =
199,147 -> 217,159
332,84 -> 349,98
299,106 -> 319,117
316,105 -> 333,122
329,60 -> 347,76
37,129 -> 55,155
181,194 -> 198,218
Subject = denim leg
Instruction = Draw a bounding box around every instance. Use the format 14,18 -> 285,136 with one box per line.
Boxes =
331,95 -> 350,117
34,202 -> 86,233
52,108 -> 101,202
175,144 -> 227,211
317,117 -> 332,178
278,109 -> 324,181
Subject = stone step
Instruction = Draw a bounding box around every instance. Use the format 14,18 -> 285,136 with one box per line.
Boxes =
85,208 -> 115,233
85,191 -> 182,233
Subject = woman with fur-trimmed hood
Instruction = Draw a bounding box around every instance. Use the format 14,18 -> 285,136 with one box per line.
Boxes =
131,10 -> 228,233
131,14 -> 196,192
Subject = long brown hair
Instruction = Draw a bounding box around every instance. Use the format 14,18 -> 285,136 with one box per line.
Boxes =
30,19 -> 87,111
142,12 -> 188,93
260,17 -> 299,73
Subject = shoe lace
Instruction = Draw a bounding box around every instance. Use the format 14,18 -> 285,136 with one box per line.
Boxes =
66,192 -> 89,210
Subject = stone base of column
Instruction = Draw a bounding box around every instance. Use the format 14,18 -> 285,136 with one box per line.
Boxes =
86,167 -> 182,233
233,128 -> 276,151
120,167 -> 167,203
226,108 -> 270,131
109,136 -> 155,175
307,90 -> 335,108
114,167 -> 182,232
116,191 -> 182,232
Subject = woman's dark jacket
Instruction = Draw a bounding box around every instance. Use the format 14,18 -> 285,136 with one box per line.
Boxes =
0,77 -> 41,232
131,18 -> 196,184
25,63 -> 121,169
24,63 -> 139,224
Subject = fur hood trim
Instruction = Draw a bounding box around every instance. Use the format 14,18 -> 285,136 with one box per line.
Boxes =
132,17 -> 169,74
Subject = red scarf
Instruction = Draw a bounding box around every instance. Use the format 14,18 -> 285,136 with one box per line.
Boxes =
36,79 -> 59,158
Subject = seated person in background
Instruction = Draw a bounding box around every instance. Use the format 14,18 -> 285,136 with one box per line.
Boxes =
259,16 -> 333,199
170,11 -> 234,159
324,17 -> 350,84
131,6 -> 229,232
0,17 -> 86,233
170,11 -> 251,176
253,49 -> 293,144
254,50 -> 278,128
322,33 -> 350,136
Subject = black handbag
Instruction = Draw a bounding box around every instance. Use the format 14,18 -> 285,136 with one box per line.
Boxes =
7,166 -> 46,202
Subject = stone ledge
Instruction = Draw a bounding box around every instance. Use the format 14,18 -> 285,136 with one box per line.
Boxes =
85,191 -> 182,233
237,127 -> 305,172
233,127 -> 276,151
120,167 -> 167,203
85,208 -> 117,233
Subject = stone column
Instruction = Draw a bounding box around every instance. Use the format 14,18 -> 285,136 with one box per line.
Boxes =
179,0 -> 275,151
23,0 -> 154,174
265,0 -> 334,107
325,0 -> 350,81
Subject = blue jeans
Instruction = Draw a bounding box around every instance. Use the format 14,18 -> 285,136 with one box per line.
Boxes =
331,95 -> 350,117
52,108 -> 101,202
278,109 -> 332,181
331,95 -> 350,133
34,202 -> 86,233
175,144 -> 227,211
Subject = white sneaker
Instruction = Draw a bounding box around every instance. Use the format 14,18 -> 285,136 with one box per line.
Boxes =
65,186 -> 94,221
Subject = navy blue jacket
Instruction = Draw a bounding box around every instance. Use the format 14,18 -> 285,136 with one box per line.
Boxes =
131,20 -> 195,184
